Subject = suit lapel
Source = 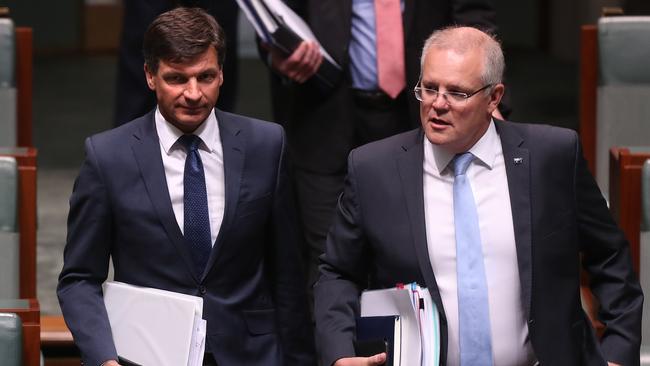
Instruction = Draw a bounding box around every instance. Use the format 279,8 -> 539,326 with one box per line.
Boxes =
396,130 -> 449,354
201,109 -> 245,279
131,111 -> 199,283
495,120 -> 533,321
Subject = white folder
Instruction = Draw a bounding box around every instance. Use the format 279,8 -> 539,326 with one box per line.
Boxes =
103,281 -> 207,366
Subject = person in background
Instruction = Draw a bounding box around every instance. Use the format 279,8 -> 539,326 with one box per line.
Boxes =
261,0 -> 504,300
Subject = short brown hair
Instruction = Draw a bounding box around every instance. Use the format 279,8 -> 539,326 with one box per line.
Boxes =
143,7 -> 226,74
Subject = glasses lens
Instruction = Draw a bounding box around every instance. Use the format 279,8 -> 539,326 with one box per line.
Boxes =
414,87 -> 422,101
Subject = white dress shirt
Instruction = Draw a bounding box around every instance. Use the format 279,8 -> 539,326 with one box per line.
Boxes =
154,107 -> 225,246
423,121 -> 536,366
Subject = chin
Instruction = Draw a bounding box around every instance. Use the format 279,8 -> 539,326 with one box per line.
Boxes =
424,130 -> 447,145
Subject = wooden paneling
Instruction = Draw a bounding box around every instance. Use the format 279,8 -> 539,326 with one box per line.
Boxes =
15,27 -> 32,147
579,25 -> 597,175
609,147 -> 650,275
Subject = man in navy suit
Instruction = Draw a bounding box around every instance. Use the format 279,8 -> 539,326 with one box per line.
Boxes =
57,8 -> 315,366
314,27 -> 642,366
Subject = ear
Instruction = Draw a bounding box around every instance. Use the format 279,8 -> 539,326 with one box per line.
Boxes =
486,83 -> 505,115
143,64 -> 156,91
217,67 -> 224,87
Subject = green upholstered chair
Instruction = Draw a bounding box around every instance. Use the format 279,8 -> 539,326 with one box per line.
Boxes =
0,312 -> 22,366
595,16 -> 650,197
0,148 -> 40,366
0,17 -> 16,147
0,157 -> 20,299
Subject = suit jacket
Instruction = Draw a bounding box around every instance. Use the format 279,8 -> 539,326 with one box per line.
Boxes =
314,120 -> 643,366
57,109 -> 315,366
271,0 -> 497,173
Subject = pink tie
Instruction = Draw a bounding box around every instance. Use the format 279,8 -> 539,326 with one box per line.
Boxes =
375,0 -> 406,99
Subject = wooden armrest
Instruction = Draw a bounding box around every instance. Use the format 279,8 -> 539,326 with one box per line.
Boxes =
41,315 -> 74,347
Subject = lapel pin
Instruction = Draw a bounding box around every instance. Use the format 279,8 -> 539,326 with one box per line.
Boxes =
513,157 -> 523,164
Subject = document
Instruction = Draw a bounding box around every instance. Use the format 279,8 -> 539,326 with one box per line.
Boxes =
236,0 -> 342,89
103,281 -> 207,366
359,283 -> 440,366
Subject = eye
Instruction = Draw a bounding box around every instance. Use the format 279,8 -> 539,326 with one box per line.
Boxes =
164,74 -> 186,84
198,73 -> 216,83
446,91 -> 469,101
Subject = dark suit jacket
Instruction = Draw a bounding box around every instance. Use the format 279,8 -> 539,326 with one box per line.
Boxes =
57,109 -> 315,366
271,0 -> 497,173
314,120 -> 643,366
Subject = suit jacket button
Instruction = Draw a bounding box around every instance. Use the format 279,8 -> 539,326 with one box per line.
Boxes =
199,286 -> 207,295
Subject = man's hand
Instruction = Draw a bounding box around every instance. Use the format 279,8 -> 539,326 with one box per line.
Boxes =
333,353 -> 387,366
267,41 -> 323,83
102,361 -> 121,366
608,363 -> 621,366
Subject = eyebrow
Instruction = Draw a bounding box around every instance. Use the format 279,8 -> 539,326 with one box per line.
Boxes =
421,79 -> 472,92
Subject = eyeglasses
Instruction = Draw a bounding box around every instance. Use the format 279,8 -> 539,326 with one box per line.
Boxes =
413,84 -> 493,106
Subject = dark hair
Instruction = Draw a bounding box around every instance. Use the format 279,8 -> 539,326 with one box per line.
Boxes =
143,7 -> 226,74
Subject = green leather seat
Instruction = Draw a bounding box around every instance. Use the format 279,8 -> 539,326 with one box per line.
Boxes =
0,312 -> 22,366
595,16 -> 650,196
0,17 -> 16,147
0,157 -> 19,299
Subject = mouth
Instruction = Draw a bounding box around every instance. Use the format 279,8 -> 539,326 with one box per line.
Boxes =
178,106 -> 205,115
429,117 -> 452,128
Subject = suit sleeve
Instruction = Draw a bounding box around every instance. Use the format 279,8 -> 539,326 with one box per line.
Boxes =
268,127 -> 317,365
573,133 -> 643,365
314,150 -> 372,366
57,137 -> 118,366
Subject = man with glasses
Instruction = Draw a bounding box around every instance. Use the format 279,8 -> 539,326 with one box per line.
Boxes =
314,26 -> 642,366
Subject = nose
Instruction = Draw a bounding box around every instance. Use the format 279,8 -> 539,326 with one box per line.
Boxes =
183,79 -> 202,101
430,92 -> 449,111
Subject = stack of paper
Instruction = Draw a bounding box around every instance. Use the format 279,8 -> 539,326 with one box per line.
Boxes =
103,281 -> 207,366
359,283 -> 440,366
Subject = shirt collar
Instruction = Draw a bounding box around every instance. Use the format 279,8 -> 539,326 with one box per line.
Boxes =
155,107 -> 220,155
425,119 -> 499,175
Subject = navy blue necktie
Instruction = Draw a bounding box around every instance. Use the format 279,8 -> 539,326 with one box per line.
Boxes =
452,152 -> 493,366
178,134 -> 212,275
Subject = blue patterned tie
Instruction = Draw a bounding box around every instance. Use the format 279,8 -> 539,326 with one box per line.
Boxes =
178,134 -> 212,275
452,152 -> 493,366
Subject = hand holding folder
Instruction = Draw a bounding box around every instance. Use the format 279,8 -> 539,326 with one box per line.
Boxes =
236,0 -> 342,90
357,283 -> 441,366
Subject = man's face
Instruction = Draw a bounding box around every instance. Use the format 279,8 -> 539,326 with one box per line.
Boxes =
144,47 -> 223,133
418,47 -> 503,153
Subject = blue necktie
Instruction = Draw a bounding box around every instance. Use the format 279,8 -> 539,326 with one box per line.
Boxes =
452,152 -> 493,366
178,134 -> 212,275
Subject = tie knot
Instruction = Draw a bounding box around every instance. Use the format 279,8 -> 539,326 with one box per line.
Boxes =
452,152 -> 474,177
178,134 -> 202,152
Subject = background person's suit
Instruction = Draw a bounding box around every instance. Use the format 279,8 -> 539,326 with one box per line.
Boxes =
314,120 -> 643,366
270,0 -> 498,288
57,109 -> 315,366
